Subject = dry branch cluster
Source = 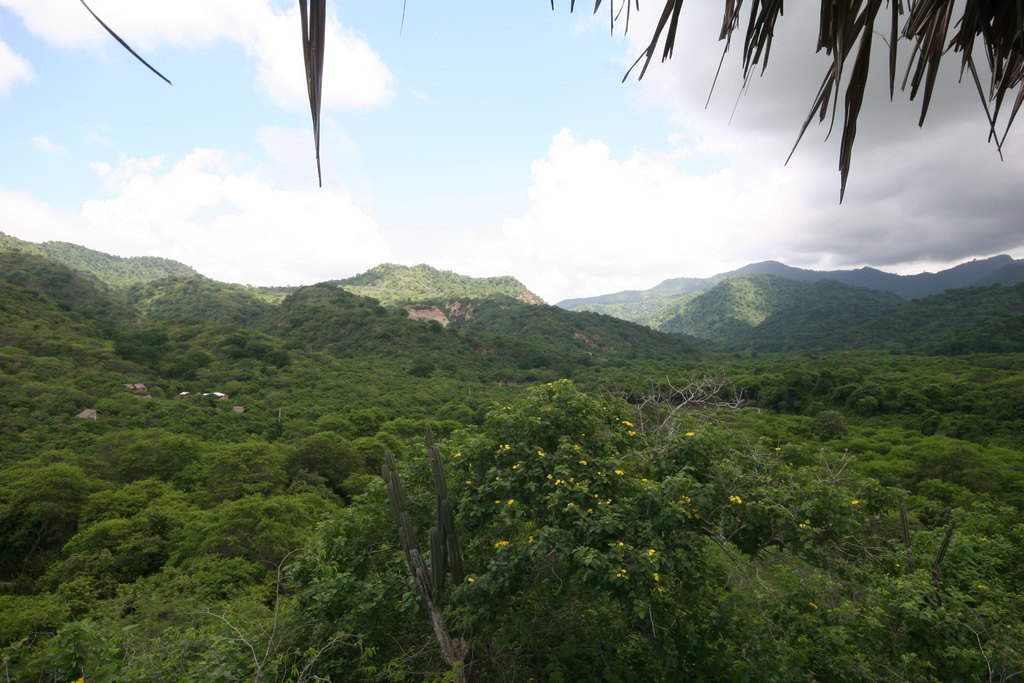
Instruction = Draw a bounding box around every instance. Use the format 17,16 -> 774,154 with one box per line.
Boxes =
84,1 -> 1022,194
613,371 -> 746,436
609,0 -> 1024,198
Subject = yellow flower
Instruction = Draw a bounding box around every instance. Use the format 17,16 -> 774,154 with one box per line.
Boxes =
729,495 -> 743,505
467,576 -> 476,583
614,469 -> 625,476
627,430 -> 637,437
809,602 -> 818,610
851,499 -> 861,506
494,540 -> 510,549
573,444 -> 582,452
773,446 -> 782,452
621,420 -> 634,427
587,508 -> 593,513
537,449 -> 545,458
507,499 -> 515,505
578,459 -> 588,466
804,518 -> 812,525
617,541 -> 625,547
528,535 -> 535,543
647,548 -> 657,557
546,473 -> 553,480
499,444 -> 511,452
684,431 -> 695,438
653,572 -> 660,582
679,495 -> 692,505
494,499 -> 502,505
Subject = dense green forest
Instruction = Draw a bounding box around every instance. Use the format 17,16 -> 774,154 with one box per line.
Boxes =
1,241 -> 1022,681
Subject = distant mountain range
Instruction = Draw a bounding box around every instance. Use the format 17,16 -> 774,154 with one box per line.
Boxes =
557,255 -> 1024,331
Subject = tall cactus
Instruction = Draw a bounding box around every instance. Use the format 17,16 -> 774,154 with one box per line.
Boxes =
382,426 -> 469,680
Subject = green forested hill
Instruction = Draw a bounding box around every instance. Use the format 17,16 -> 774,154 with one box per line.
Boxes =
0,232 -> 198,287
839,282 -> 1024,354
443,295 -> 698,363
660,274 -> 904,350
124,276 -> 277,326
2,244 -> 1024,682
334,263 -> 545,305
0,250 -> 128,327
265,284 -> 699,384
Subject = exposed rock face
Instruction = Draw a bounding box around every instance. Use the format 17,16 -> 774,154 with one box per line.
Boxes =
404,300 -> 482,327
445,300 -> 476,322
404,305 -> 450,327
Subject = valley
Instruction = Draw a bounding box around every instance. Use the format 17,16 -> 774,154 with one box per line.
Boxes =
1,233 -> 1022,681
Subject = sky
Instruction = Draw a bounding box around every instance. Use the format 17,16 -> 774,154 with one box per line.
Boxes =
1,1 -> 1022,304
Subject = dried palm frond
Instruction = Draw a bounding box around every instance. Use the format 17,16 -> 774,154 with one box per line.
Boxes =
298,0 -> 327,188
79,0 -> 171,85
599,0 -> 1024,199
85,1 -> 1024,195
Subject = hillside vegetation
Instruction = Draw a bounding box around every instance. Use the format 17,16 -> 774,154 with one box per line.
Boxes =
0,232 -> 198,287
334,263 -> 545,306
1,241 -> 1022,682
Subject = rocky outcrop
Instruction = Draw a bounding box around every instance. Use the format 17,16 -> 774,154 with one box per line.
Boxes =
404,304 -> 450,327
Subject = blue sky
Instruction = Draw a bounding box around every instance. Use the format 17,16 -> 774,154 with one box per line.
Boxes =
1,1 -> 1022,303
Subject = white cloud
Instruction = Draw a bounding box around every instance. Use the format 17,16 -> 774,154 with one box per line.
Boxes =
0,0 -> 392,109
0,147 -> 392,286
441,128 -> 804,303
0,35 -> 32,94
30,134 -> 68,155
248,5 -> 393,111
442,121 -> 1024,305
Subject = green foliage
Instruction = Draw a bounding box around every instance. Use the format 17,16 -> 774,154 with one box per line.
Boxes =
172,493 -> 330,566
179,441 -> 291,504
0,460 -> 105,579
290,431 -> 366,494
125,275 -> 276,325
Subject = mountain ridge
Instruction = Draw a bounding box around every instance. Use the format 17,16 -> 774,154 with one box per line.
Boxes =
557,255 -> 1024,330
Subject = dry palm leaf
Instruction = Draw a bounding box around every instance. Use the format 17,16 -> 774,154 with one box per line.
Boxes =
79,0 -> 171,85
299,0 -> 326,187
87,1 -> 1024,196
600,0 -> 1023,199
